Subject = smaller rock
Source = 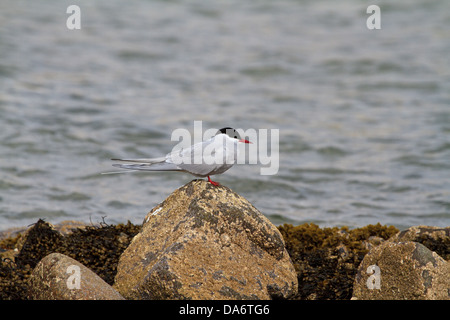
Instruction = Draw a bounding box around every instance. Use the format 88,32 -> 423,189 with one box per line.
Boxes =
28,253 -> 124,300
361,236 -> 385,251
54,220 -> 88,236
352,241 -> 450,300
390,225 -> 449,242
388,226 -> 450,261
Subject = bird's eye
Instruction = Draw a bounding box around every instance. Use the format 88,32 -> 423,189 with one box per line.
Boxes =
234,136 -> 237,138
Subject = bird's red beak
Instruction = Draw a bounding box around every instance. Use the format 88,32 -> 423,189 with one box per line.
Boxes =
239,139 -> 252,144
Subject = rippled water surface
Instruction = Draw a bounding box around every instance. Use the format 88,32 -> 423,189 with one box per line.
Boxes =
1,0 -> 449,230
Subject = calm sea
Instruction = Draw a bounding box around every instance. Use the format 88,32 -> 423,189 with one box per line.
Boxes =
1,0 -> 449,231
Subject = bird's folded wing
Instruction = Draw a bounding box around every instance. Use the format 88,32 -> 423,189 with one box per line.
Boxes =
170,136 -> 232,176
112,162 -> 182,171
111,157 -> 166,164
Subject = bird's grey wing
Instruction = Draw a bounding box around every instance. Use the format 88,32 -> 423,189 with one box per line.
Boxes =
111,157 -> 166,164
112,162 -> 182,172
111,156 -> 183,171
167,138 -> 223,177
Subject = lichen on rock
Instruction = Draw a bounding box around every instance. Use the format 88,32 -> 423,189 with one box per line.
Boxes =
27,253 -> 124,300
113,179 -> 298,300
352,241 -> 450,300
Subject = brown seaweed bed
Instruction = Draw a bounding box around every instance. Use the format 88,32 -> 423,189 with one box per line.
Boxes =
0,219 -> 401,300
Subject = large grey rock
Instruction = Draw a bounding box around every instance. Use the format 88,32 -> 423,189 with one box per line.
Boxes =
28,253 -> 124,300
114,180 -> 298,300
352,241 -> 450,300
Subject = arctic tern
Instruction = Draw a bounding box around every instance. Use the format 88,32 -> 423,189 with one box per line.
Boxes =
110,127 -> 251,186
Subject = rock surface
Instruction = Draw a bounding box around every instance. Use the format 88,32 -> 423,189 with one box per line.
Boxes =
114,180 -> 298,300
28,253 -> 124,300
352,241 -> 450,300
388,225 -> 450,261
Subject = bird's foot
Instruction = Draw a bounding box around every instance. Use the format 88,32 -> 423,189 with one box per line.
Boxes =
207,176 -> 220,186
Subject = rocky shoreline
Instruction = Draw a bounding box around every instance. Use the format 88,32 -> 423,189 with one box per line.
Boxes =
1,180 -> 449,300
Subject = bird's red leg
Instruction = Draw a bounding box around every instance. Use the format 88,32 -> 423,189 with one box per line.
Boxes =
207,176 -> 220,186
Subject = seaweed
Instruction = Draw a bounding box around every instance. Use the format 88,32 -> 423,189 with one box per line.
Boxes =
5,219 -> 448,300
0,219 -> 141,300
277,222 -> 399,300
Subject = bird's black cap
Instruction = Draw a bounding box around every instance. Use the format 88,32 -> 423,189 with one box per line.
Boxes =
217,127 -> 241,140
